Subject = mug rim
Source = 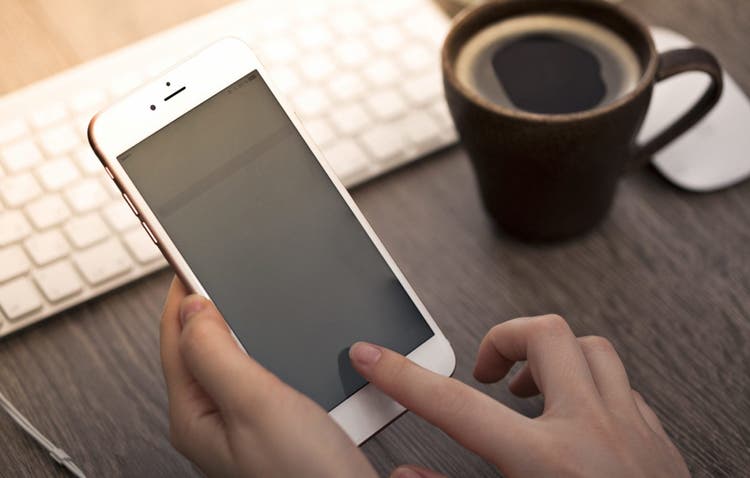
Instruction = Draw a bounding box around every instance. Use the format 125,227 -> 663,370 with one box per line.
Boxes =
441,0 -> 659,123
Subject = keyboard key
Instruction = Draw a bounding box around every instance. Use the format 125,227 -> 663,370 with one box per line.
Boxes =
25,195 -> 71,229
38,124 -> 80,156
300,54 -> 336,81
360,124 -> 406,164
0,277 -> 42,320
430,101 -> 455,129
64,179 -> 108,213
367,0 -> 415,20
291,88 -> 330,118
102,199 -> 139,232
64,213 -> 110,248
36,157 -> 81,191
123,228 -> 162,264
0,119 -> 28,145
323,140 -> 368,181
294,2 -> 327,21
75,115 -> 93,138
329,73 -> 365,102
296,24 -> 334,48
303,118 -> 336,147
270,67 -> 300,94
257,14 -> 291,38
399,44 -> 434,72
24,230 -> 70,266
101,176 -> 121,199
0,246 -> 31,282
34,261 -> 82,302
399,111 -> 441,148
404,11 -> 447,40
329,104 -> 370,135
365,90 -> 407,120
73,239 -> 132,285
69,89 -> 107,114
1,139 -> 44,173
402,72 -> 443,106
362,58 -> 400,87
370,25 -> 405,52
0,173 -> 42,207
30,102 -> 67,129
259,38 -> 299,64
333,41 -> 369,67
0,211 -> 32,246
329,10 -> 367,36
73,146 -> 102,175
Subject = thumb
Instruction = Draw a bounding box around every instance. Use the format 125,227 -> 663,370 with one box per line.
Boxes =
178,294 -> 282,415
390,465 -> 448,478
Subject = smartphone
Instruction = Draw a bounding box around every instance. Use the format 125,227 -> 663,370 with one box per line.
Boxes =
88,38 -> 455,444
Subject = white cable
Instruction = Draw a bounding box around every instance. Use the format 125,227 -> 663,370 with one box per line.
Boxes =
0,389 -> 86,478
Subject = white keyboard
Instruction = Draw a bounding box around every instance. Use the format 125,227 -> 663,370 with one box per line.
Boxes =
0,0 -> 457,337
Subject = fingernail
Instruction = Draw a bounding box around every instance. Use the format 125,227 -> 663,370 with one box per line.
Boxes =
349,342 -> 382,367
391,467 -> 423,478
179,295 -> 207,326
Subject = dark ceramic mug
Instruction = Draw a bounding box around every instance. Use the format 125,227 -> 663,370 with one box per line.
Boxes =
442,0 -> 723,240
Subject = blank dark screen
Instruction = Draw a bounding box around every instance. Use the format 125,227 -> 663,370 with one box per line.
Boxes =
118,72 -> 433,410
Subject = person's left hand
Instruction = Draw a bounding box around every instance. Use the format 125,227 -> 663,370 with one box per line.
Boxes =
160,277 -> 377,478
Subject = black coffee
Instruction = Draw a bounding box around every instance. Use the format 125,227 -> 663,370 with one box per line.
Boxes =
456,14 -> 641,115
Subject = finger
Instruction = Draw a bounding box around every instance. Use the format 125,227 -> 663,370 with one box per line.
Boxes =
160,277 -> 192,403
160,278 -> 233,471
578,336 -> 637,412
177,294 -> 285,417
507,364 -> 538,397
350,342 -> 533,462
508,336 -> 638,412
632,390 -> 669,441
390,465 -> 448,478
473,315 -> 599,408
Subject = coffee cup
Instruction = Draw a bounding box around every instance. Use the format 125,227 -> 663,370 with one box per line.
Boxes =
442,0 -> 723,240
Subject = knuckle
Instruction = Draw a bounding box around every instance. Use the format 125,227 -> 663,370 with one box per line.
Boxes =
534,314 -> 570,336
580,335 -> 616,355
484,323 -> 505,342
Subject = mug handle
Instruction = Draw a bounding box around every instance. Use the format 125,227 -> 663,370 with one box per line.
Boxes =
631,47 -> 723,168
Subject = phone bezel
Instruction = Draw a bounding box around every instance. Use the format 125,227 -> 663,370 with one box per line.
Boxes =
89,38 -> 455,445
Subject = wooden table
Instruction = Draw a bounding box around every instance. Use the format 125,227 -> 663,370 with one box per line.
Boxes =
1,0 -> 748,476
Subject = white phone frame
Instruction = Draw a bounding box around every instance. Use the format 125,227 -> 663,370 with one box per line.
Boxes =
89,38 -> 455,445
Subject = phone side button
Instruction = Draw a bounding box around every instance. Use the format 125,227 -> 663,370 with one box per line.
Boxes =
141,221 -> 158,245
123,193 -> 138,216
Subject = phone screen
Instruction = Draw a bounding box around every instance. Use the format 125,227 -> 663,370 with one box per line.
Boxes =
117,72 -> 434,410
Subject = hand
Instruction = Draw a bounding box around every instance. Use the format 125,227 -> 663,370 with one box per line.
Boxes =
160,277 -> 376,478
350,314 -> 690,478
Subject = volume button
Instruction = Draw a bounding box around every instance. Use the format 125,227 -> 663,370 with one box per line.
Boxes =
141,221 -> 158,244
122,193 -> 139,216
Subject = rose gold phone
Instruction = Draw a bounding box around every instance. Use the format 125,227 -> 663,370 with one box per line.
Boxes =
88,38 -> 454,444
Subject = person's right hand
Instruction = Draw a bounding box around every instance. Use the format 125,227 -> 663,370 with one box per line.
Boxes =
350,314 -> 690,478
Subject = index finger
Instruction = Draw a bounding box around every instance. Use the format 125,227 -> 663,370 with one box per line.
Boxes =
349,342 -> 534,462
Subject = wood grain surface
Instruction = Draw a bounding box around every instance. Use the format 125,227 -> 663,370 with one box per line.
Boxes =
0,0 -> 748,477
